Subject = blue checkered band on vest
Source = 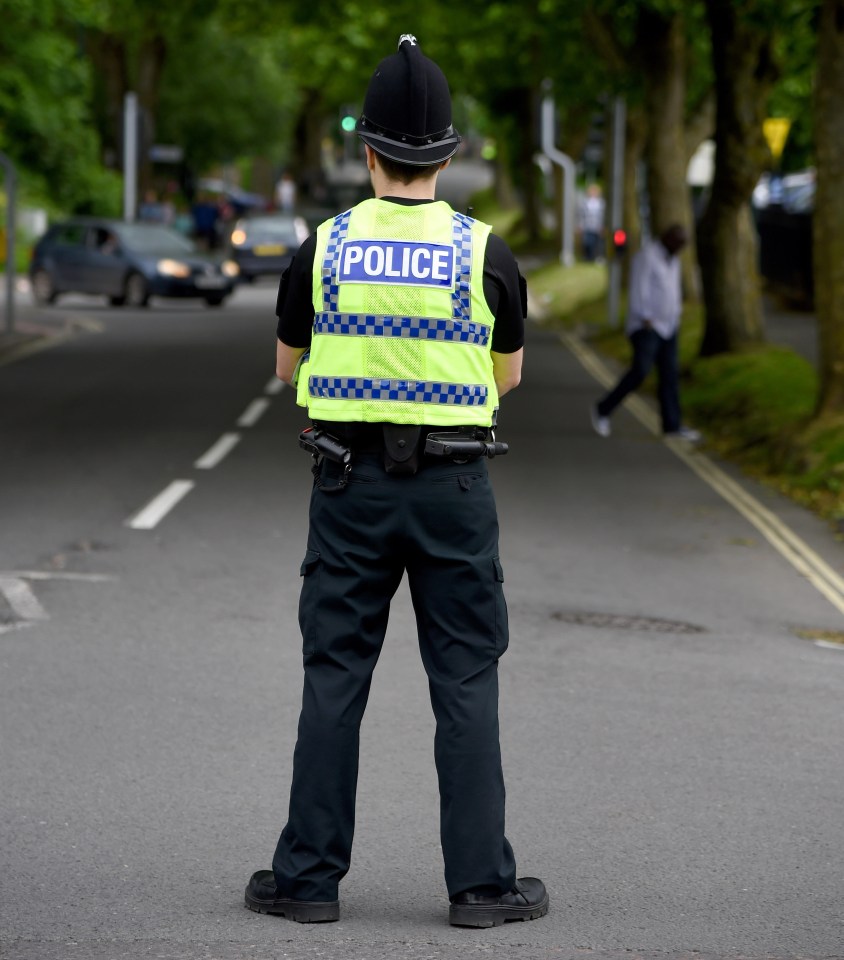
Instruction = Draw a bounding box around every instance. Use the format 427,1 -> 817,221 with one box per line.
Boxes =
451,212 -> 473,322
312,313 -> 490,345
308,377 -> 488,405
322,209 -> 353,312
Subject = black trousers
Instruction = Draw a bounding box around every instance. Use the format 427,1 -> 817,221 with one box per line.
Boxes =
596,328 -> 681,433
272,453 -> 517,902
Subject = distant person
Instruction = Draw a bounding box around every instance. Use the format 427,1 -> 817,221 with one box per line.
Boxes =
590,224 -> 701,442
577,184 -> 605,263
191,193 -> 219,250
275,171 -> 297,212
138,189 -> 165,224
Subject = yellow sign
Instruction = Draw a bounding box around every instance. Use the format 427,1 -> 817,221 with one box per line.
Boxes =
763,118 -> 791,161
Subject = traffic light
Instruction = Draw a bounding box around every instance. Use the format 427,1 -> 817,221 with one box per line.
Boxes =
612,228 -> 628,256
340,107 -> 357,134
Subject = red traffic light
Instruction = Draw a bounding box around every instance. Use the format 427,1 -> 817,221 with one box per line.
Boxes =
613,229 -> 627,249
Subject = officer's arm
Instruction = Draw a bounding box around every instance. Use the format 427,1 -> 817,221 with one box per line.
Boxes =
491,348 -> 523,397
276,341 -> 307,385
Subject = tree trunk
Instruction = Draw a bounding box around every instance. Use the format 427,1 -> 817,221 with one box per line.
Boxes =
813,0 -> 844,415
698,203 -> 763,354
622,105 -> 647,286
291,88 -> 327,202
516,86 -> 541,242
136,35 -> 168,196
493,140 -> 517,209
698,0 -> 777,355
87,34 -> 128,169
639,9 -> 700,302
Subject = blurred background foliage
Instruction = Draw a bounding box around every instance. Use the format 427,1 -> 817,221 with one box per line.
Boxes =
0,0 -> 821,216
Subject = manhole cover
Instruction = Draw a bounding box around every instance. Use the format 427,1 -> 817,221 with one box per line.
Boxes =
551,610 -> 706,634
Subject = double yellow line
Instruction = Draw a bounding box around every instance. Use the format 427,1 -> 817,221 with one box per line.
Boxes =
561,330 -> 844,619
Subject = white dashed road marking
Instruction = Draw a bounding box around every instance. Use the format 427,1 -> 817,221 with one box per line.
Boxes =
126,480 -> 195,530
194,432 -> 241,469
237,398 -> 271,428
0,577 -> 49,622
128,376 -> 284,530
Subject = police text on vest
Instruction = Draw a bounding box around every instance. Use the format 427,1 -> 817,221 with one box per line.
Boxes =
338,240 -> 455,289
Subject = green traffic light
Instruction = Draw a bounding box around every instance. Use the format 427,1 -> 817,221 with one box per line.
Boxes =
341,115 -> 357,133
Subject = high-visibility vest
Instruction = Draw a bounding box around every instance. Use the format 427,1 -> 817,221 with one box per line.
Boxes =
296,198 -> 498,426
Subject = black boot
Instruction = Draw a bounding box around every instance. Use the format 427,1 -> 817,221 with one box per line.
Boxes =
449,877 -> 549,928
244,870 -> 339,923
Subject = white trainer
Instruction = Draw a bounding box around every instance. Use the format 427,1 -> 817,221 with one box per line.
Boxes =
666,426 -> 702,443
590,405 -> 611,438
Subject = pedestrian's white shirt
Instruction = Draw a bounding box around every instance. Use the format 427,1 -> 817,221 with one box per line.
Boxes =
626,238 -> 682,339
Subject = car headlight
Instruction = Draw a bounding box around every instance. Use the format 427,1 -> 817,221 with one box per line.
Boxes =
157,259 -> 191,278
221,260 -> 240,277
230,229 -> 247,246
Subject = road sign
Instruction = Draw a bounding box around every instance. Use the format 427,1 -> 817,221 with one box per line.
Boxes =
149,144 -> 184,163
763,118 -> 791,161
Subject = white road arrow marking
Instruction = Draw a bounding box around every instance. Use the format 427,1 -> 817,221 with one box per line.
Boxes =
0,577 -> 49,634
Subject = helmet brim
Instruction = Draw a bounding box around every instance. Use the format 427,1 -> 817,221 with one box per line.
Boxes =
356,126 -> 462,166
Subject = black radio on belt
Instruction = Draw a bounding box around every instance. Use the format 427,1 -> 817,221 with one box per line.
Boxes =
298,427 -> 352,464
424,429 -> 509,461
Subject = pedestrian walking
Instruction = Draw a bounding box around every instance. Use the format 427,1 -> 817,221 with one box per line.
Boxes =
591,224 -> 701,441
245,34 -> 548,929
577,183 -> 605,263
275,171 -> 297,212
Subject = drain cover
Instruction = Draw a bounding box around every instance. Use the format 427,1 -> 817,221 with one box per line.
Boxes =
551,610 -> 706,634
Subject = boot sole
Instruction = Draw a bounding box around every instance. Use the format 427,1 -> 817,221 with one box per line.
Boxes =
244,892 -> 339,923
449,893 -> 549,928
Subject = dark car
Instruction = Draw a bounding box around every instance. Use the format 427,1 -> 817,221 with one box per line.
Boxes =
228,213 -> 309,282
753,170 -> 816,308
29,218 -> 240,307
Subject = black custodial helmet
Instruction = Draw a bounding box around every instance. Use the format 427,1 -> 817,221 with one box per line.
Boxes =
356,34 -> 462,166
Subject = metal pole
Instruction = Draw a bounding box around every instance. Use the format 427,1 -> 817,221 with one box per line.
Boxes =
540,88 -> 576,266
123,92 -> 138,222
607,96 -> 626,328
0,151 -> 16,335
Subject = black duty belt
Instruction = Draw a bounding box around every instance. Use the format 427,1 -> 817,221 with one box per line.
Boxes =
299,421 -> 509,493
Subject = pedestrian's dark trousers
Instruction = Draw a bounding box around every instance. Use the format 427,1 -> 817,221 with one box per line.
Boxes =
596,328 -> 681,433
272,453 -> 517,902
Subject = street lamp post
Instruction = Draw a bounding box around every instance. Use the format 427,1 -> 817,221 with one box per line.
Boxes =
540,83 -> 576,267
0,150 -> 17,335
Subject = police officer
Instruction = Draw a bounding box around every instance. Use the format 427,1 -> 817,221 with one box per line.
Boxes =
245,34 -> 548,928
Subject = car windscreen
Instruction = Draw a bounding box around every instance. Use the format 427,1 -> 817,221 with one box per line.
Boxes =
243,218 -> 300,244
115,224 -> 197,256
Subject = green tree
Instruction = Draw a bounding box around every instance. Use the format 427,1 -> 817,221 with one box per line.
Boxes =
156,22 -> 298,174
0,0 -> 120,213
81,0 -> 220,193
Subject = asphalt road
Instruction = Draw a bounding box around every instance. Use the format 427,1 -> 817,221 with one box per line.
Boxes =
1,280 -> 843,960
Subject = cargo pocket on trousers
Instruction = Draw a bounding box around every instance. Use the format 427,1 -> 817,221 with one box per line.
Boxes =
298,549 -> 321,656
492,557 -> 509,658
